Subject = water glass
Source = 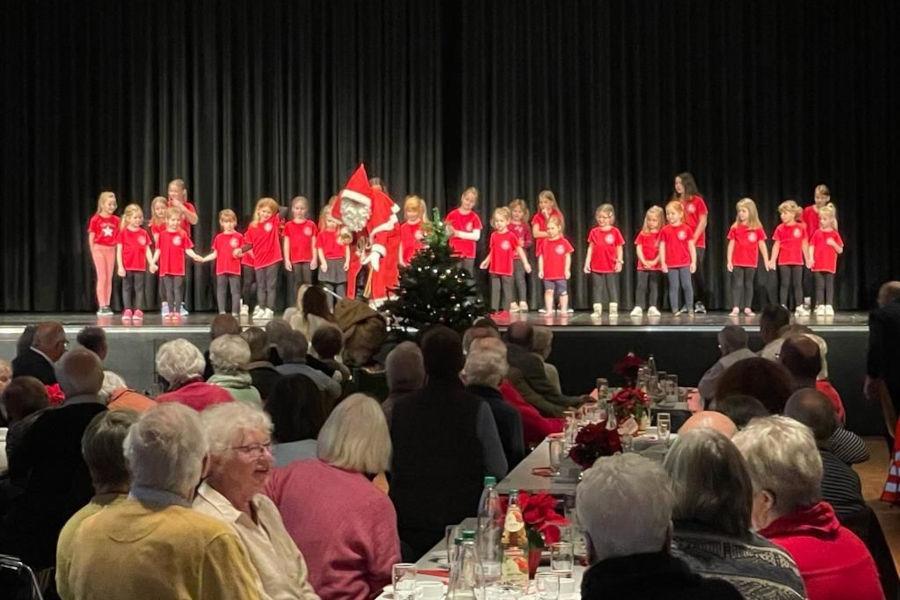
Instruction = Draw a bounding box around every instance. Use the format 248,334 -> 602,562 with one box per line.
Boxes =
548,437 -> 565,476
657,412 -> 672,445
444,524 -> 461,564
392,563 -> 417,600
534,572 -> 560,599
595,377 -> 609,401
665,374 -> 679,403
550,541 -> 574,576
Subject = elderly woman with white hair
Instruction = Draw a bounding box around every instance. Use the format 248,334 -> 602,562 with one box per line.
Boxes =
207,334 -> 263,408
194,403 -> 319,599
577,453 -> 742,600
733,416 -> 882,600
663,428 -> 806,598
64,403 -> 261,599
266,394 -> 400,600
154,338 -> 234,411
100,371 -> 156,413
464,337 -> 525,466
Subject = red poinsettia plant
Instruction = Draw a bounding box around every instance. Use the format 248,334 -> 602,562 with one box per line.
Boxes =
45,383 -> 65,406
610,387 -> 651,421
613,352 -> 645,387
568,421 -> 623,469
499,492 -> 569,549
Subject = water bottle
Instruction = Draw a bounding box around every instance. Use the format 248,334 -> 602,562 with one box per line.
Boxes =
647,354 -> 658,378
476,476 -> 502,587
500,491 -> 530,592
448,530 -> 483,599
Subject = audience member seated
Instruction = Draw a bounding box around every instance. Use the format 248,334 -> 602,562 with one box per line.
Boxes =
505,322 -> 585,417
99,371 -> 156,413
276,331 -> 341,405
758,304 -> 792,361
12,321 -> 67,385
382,342 -> 425,424
697,325 -> 756,405
154,339 -> 233,411
733,416 -> 883,600
784,389 -> 866,520
1,376 -> 50,475
76,326 -> 108,361
207,334 -> 263,408
242,327 -> 282,401
56,410 -> 138,599
715,357 -> 794,414
677,411 -> 738,438
780,335 -> 846,422
0,349 -> 107,571
311,324 -> 352,384
390,325 -> 507,557
0,359 -> 11,398
266,374 -> 326,467
715,395 -> 769,429
532,326 -> 561,394
463,337 -> 526,467
664,428 -> 806,598
283,284 -> 309,330
300,285 -> 338,338
267,394 -> 400,599
866,281 -> 900,416
64,404 -> 261,599
265,318 -> 294,366
203,313 -> 242,379
577,453 -> 742,599
195,403 -> 319,599
15,325 -> 37,358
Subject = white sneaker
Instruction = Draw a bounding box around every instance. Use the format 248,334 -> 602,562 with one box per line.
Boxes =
263,308 -> 275,319
647,306 -> 661,317
518,301 -> 529,312
630,306 -> 643,317
161,302 -> 170,317
179,303 -> 189,317
566,307 -> 574,314
825,305 -> 835,316
795,305 -> 810,317
252,305 -> 264,318
240,303 -> 249,316
509,303 -> 520,314
591,303 -> 603,318
538,308 -> 547,314
814,305 -> 826,316
609,302 -> 618,316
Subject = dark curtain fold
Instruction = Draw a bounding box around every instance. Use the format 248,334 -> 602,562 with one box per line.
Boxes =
1,0 -> 897,311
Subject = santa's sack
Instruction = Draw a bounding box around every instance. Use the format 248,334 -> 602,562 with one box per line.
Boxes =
334,298 -> 388,367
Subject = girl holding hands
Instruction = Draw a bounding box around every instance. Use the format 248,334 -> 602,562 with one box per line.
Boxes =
659,201 -> 697,315
480,207 -> 531,313
726,198 -> 771,316
584,204 -> 625,318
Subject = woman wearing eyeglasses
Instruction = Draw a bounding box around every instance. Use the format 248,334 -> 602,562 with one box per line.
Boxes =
193,402 -> 320,600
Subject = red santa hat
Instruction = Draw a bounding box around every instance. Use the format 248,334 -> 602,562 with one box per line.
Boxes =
340,164 -> 373,207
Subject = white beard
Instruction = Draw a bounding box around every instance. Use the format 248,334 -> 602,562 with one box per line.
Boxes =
341,200 -> 372,233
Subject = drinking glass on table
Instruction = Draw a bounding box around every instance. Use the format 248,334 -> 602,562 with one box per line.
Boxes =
548,436 -> 565,476
665,374 -> 679,403
550,541 -> 574,576
392,563 -> 417,600
657,412 -> 672,445
534,572 -> 560,599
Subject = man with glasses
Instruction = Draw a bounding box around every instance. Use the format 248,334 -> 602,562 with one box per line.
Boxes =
11,321 -> 68,385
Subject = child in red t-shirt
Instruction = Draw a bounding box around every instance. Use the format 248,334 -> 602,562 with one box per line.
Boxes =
317,210 -> 351,301
538,217 -> 575,315
480,207 -> 532,313
531,190 -> 565,265
583,204 -> 625,318
801,184 -> 833,308
151,207 -> 203,320
769,200 -> 809,315
672,172 -> 708,313
632,206 -> 664,317
200,209 -> 245,316
399,195 -> 428,267
659,201 -> 697,315
283,196 -> 318,294
245,197 -> 284,319
147,196 -> 169,310
87,191 -> 119,316
116,204 -> 156,322
808,204 -> 844,316
726,198 -> 771,316
508,199 -> 534,312
445,187 -> 483,275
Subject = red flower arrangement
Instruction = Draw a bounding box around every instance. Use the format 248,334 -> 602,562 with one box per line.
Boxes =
499,491 -> 568,548
613,352 -> 645,386
610,387 -> 651,422
568,421 -> 623,469
45,383 -> 65,406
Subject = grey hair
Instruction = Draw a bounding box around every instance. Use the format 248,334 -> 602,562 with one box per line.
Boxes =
201,402 -> 272,456
100,370 -> 127,403
732,415 -> 823,516
55,348 -> 104,397
209,334 -> 251,375
280,330 -> 309,363
123,403 -> 208,496
803,333 -> 829,379
663,428 -> 753,536
576,453 -> 672,561
82,409 -> 139,489
463,339 -> 509,387
317,393 -> 390,474
531,326 -> 554,359
155,339 -> 206,386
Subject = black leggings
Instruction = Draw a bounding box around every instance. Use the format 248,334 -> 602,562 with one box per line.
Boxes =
460,258 -> 475,277
255,263 -> 280,310
490,275 -> 514,310
779,265 -> 803,308
815,272 -> 836,307
241,265 -> 257,307
122,271 -> 145,310
217,274 -> 241,315
591,273 -> 619,304
512,260 -> 529,304
635,271 -> 661,310
667,267 -> 694,312
290,262 -> 313,295
731,266 -> 756,310
692,247 -> 707,306
161,275 -> 184,309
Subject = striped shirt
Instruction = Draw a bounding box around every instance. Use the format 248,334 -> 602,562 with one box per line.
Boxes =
820,449 -> 866,520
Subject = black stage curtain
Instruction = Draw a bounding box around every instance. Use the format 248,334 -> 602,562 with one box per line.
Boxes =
1,0 -> 897,312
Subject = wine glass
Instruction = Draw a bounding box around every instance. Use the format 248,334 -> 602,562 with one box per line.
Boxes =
534,572 -> 560,599
657,412 -> 672,446
548,437 -> 565,476
392,563 -> 417,600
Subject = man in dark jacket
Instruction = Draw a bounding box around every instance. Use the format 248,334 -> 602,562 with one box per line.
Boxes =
866,281 -> 900,417
241,326 -> 282,401
11,321 -> 67,385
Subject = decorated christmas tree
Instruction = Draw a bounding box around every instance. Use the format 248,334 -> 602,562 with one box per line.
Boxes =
383,208 -> 486,333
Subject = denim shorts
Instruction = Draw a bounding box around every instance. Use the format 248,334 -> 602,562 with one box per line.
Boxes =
542,279 -> 568,295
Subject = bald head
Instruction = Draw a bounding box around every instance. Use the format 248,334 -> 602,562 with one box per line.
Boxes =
678,411 -> 738,438
784,388 -> 836,443
34,321 -> 67,362
878,281 -> 900,307
779,335 -> 822,384
55,348 -> 104,398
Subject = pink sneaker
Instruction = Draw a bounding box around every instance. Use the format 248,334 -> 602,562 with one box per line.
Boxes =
122,309 -> 133,321
133,309 -> 144,321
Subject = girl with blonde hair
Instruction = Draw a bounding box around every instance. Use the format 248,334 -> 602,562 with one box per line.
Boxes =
726,198 -> 771,316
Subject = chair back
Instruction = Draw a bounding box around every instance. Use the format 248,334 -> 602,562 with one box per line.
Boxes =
0,554 -> 44,600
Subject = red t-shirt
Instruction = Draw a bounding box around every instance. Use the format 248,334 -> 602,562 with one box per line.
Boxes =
531,210 -> 564,256
774,223 -> 807,266
150,222 -> 166,243
118,227 -> 152,271
541,237 -> 574,280
241,227 -> 255,268
509,221 -> 533,258
88,214 -> 120,247
634,230 -> 661,271
587,226 -> 625,273
445,209 -> 482,258
283,219 -> 317,263
802,205 -> 820,239
660,223 -> 693,268
488,230 -> 519,276
246,215 -> 283,269
317,229 -> 345,260
212,232 -> 244,276
167,200 -> 197,240
400,221 -> 426,263
727,224 -> 767,268
157,228 -> 193,277
680,195 -> 708,248
810,229 -> 843,273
